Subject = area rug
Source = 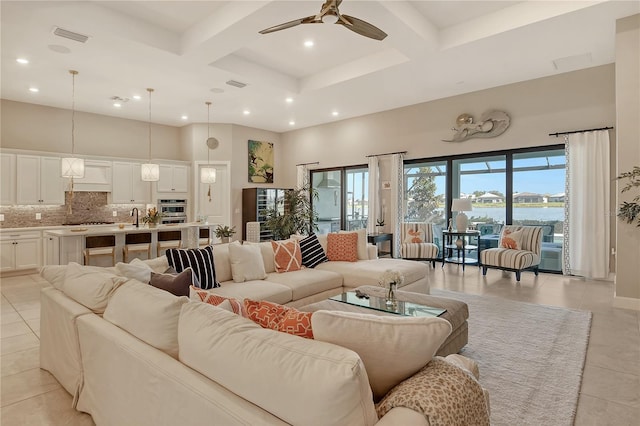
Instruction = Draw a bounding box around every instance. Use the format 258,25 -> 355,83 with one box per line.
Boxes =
431,289 -> 592,426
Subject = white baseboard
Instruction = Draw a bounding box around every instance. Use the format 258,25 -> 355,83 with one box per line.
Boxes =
613,295 -> 640,311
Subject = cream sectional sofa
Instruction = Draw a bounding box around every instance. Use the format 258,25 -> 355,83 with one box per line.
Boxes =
40,260 -> 487,426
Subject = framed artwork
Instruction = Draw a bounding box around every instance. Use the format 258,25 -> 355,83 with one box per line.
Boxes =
248,140 -> 274,183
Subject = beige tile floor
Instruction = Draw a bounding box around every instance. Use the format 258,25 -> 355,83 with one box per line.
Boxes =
0,266 -> 638,425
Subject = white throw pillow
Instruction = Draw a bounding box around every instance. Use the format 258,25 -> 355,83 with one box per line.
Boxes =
142,255 -> 170,273
103,279 -> 189,358
311,310 -> 452,400
62,262 -> 127,313
339,228 -> 368,260
115,260 -> 153,283
228,241 -> 267,282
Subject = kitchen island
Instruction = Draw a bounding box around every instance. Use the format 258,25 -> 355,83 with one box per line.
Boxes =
44,222 -> 219,266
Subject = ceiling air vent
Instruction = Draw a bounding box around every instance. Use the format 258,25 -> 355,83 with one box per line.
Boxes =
226,80 -> 247,88
53,27 -> 89,43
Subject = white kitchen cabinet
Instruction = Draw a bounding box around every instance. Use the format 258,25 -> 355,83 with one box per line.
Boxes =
158,164 -> 188,194
0,231 -> 41,271
111,162 -> 150,204
1,153 -> 16,205
44,235 -> 60,266
16,155 -> 65,205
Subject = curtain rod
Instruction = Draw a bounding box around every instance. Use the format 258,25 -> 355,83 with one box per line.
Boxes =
548,126 -> 613,137
296,161 -> 319,166
365,150 -> 407,158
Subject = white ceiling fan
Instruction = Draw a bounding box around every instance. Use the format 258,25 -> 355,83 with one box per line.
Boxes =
259,0 -> 387,41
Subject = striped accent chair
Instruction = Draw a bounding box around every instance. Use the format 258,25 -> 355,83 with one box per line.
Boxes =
480,225 -> 543,282
400,222 -> 439,267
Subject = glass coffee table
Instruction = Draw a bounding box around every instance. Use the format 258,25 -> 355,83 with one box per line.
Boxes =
329,291 -> 446,318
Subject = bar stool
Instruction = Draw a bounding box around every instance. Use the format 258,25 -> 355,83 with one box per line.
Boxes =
84,235 -> 116,266
157,230 -> 182,256
123,232 -> 152,262
199,228 -> 211,247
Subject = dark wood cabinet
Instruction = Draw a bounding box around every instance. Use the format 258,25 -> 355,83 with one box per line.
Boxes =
242,188 -> 289,241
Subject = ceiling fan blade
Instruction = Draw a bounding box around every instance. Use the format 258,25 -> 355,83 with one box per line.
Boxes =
337,14 -> 387,40
259,16 -> 318,35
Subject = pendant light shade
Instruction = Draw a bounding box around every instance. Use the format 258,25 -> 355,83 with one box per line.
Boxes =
141,88 -> 159,182
61,70 -> 85,178
201,101 -> 217,187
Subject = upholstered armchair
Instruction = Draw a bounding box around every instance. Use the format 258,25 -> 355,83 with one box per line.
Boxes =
400,222 -> 440,267
480,225 -> 543,282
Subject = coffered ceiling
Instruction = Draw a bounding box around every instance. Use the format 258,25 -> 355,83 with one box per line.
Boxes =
1,1 -> 638,133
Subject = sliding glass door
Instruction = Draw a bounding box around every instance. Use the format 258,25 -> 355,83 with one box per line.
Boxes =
311,167 -> 368,233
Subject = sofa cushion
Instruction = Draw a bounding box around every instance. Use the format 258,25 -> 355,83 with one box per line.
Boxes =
103,279 -> 189,358
211,280 -> 293,305
339,228 -> 368,260
211,243 -> 232,282
62,262 -> 127,313
115,260 -> 152,283
299,234 -> 328,268
149,268 -> 196,297
167,245 -> 219,289
326,232 -> 358,262
243,241 -> 277,274
228,241 -> 267,282
271,239 -> 302,273
178,302 -> 378,426
244,299 -> 314,339
311,310 -> 452,400
265,268 -> 343,301
190,285 -> 244,316
141,255 -> 170,274
317,258 -> 428,288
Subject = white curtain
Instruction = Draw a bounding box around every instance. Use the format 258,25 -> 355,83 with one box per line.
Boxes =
563,130 -> 610,279
390,153 -> 405,258
296,164 -> 308,190
367,156 -> 379,234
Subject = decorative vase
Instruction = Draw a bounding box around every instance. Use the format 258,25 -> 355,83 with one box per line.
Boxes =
148,223 -> 157,228
221,237 -> 230,243
455,238 -> 464,249
386,282 -> 397,306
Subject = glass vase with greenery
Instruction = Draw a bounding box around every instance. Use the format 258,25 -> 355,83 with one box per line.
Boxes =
264,185 -> 319,240
214,225 -> 236,242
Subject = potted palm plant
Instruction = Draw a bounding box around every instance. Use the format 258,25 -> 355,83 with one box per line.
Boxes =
264,185 -> 319,240
214,225 -> 236,243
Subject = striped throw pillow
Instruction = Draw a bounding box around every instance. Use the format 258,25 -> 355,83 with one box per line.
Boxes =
167,245 -> 219,289
299,234 -> 328,268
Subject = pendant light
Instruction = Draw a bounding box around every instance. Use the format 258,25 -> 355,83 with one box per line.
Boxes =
141,88 -> 159,181
61,70 -> 85,179
201,101 -> 217,202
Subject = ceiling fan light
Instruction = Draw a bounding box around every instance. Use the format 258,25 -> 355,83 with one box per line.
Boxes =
61,157 -> 85,178
141,163 -> 159,181
322,12 -> 339,24
201,167 -> 216,184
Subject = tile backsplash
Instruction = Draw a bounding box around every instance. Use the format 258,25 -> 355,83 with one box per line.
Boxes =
0,192 -> 148,228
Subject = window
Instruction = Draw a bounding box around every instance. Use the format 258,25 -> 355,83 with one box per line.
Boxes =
404,161 -> 447,226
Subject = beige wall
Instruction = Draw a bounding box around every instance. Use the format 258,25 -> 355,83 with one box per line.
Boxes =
614,14 -> 640,306
1,100 -> 183,161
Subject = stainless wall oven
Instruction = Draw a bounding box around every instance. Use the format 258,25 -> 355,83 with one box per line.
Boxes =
158,199 -> 187,224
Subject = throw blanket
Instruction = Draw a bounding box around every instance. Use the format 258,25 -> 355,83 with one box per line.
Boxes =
375,357 -> 490,426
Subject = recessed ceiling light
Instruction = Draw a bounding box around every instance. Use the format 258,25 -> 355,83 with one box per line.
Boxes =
181,115 -> 188,120
304,40 -> 314,48
113,103 -> 122,108
28,87 -> 39,93
16,58 -> 29,65
332,111 -> 339,116
285,97 -> 293,103
133,95 -> 141,100
243,110 -> 250,115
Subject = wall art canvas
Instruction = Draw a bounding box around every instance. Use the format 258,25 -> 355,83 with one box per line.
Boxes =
248,140 -> 274,183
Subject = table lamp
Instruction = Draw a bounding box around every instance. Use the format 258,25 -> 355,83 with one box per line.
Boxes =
451,198 -> 473,231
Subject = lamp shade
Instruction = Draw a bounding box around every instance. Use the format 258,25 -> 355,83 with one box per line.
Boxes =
451,198 -> 472,212
141,163 -> 159,182
61,157 -> 85,178
201,167 -> 216,184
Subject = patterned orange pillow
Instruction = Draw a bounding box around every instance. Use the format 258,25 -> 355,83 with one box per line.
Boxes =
271,239 -> 302,273
326,232 -> 358,262
190,285 -> 245,316
404,229 -> 424,244
244,299 -> 314,339
500,229 -> 524,250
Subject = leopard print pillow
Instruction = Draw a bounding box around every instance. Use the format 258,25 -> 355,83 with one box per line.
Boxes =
375,357 -> 490,426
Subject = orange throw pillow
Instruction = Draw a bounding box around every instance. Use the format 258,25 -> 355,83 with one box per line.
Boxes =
271,239 -> 302,273
244,299 -> 314,339
190,285 -> 245,316
326,232 -> 358,262
500,229 -> 524,250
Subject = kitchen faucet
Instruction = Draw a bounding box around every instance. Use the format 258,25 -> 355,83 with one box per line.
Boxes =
131,207 -> 139,228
